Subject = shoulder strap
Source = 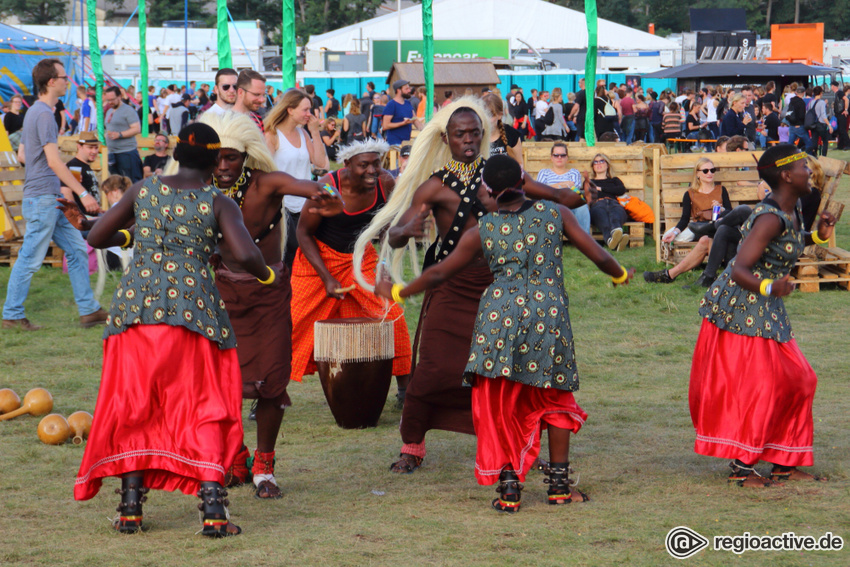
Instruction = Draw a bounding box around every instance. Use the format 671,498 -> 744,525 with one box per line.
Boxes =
432,161 -> 487,263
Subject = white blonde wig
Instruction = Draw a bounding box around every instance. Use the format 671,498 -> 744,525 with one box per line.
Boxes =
351,96 -> 491,291
199,111 -> 276,173
336,139 -> 390,163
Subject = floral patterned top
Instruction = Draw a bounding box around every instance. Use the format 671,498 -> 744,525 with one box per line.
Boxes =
463,200 -> 578,391
699,200 -> 803,343
104,176 -> 236,349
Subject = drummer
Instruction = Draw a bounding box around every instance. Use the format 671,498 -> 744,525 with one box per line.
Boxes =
201,111 -> 342,500
290,140 -> 412,400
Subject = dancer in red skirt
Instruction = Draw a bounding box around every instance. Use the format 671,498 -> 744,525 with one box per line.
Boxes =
375,155 -> 633,512
690,144 -> 834,487
72,123 -> 273,536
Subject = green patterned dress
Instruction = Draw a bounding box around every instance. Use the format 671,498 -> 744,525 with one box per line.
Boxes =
104,175 -> 236,349
698,200 -> 803,342
463,200 -> 578,391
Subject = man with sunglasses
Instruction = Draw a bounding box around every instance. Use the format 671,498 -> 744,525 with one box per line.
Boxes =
233,70 -> 267,131
205,68 -> 238,116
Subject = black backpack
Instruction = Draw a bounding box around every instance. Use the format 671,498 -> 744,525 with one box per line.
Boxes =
786,97 -> 805,126
542,105 -> 555,126
803,100 -> 821,129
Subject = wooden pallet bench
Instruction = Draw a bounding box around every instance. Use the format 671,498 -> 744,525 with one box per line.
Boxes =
523,141 -> 650,247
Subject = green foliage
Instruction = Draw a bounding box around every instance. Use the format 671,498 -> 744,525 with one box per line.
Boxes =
293,0 -> 385,43
544,0 -> 850,40
0,0 -> 66,24
105,0 -> 214,28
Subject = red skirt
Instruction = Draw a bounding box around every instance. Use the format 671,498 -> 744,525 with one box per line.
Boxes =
689,319 -> 817,467
471,375 -> 587,485
74,325 -> 244,501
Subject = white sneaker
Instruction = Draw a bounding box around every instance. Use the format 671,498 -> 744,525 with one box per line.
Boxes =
607,227 -> 623,250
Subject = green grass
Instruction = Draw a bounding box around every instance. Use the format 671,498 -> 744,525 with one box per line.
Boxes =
2,156 -> 850,566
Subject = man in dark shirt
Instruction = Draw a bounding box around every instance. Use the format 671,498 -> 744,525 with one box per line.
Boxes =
786,86 -> 813,153
304,84 -> 323,119
762,103 -> 780,144
741,85 -> 757,143
831,81 -> 850,150
63,131 -> 101,214
568,79 -> 586,140
143,133 -> 171,177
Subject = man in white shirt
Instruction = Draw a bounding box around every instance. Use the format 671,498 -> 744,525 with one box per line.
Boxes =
532,90 -> 550,141
204,68 -> 238,115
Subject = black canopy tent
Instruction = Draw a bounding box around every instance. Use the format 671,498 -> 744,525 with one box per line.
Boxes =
643,61 -> 843,91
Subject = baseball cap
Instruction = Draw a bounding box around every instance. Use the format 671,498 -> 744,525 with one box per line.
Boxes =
392,79 -> 409,91
181,93 -> 192,101
400,145 -> 412,157
76,131 -> 99,145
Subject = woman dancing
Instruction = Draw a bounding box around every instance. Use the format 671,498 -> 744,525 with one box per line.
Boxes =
73,123 -> 272,536
375,154 -> 633,512
690,144 -> 834,487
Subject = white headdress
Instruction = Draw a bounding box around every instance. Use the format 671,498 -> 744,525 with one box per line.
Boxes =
336,139 -> 390,163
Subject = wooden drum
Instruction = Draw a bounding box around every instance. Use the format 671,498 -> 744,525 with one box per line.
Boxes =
314,317 -> 395,429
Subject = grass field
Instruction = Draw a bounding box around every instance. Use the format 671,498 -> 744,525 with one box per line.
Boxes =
2,160 -> 850,566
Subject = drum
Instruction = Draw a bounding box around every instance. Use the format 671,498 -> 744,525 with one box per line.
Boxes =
314,317 -> 395,429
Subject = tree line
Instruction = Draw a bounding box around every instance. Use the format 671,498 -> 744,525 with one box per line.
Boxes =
1,0 -> 846,46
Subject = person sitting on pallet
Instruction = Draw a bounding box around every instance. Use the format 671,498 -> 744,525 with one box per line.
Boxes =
587,153 -> 629,251
645,139 -> 771,288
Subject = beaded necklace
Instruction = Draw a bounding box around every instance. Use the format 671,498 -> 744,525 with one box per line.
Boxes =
442,156 -> 484,186
213,167 -> 252,207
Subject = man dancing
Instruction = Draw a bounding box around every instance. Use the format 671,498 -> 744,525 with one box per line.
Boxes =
290,140 -> 411,396
352,98 -> 588,473
200,111 -> 341,498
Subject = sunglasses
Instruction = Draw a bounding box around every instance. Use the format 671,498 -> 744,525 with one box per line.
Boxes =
699,167 -> 718,174
219,84 -> 236,91
592,160 -> 606,165
552,153 -> 568,158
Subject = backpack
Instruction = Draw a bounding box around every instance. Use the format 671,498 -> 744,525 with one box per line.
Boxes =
598,97 -> 616,117
803,99 -> 821,129
542,105 -> 555,126
786,96 -> 805,126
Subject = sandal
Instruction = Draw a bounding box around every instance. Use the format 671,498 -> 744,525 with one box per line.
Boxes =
224,445 -> 252,488
251,450 -> 282,499
770,465 -> 826,483
728,460 -> 777,488
544,462 -> 589,505
389,453 -> 423,474
197,482 -> 241,538
114,475 -> 148,534
492,468 -> 523,513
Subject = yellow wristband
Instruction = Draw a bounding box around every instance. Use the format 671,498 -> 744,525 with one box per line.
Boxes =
257,266 -> 275,285
391,283 -> 405,304
759,278 -> 774,297
611,266 -> 629,284
811,231 -> 828,245
118,229 -> 132,249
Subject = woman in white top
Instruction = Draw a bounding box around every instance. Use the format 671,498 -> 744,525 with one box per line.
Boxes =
264,89 -> 329,266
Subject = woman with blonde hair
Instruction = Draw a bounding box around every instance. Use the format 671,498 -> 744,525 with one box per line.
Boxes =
587,153 -> 628,250
264,89 -> 329,265
644,157 -> 733,285
482,93 -> 523,166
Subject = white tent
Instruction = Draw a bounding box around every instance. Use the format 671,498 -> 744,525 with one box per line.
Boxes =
306,0 -> 677,53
